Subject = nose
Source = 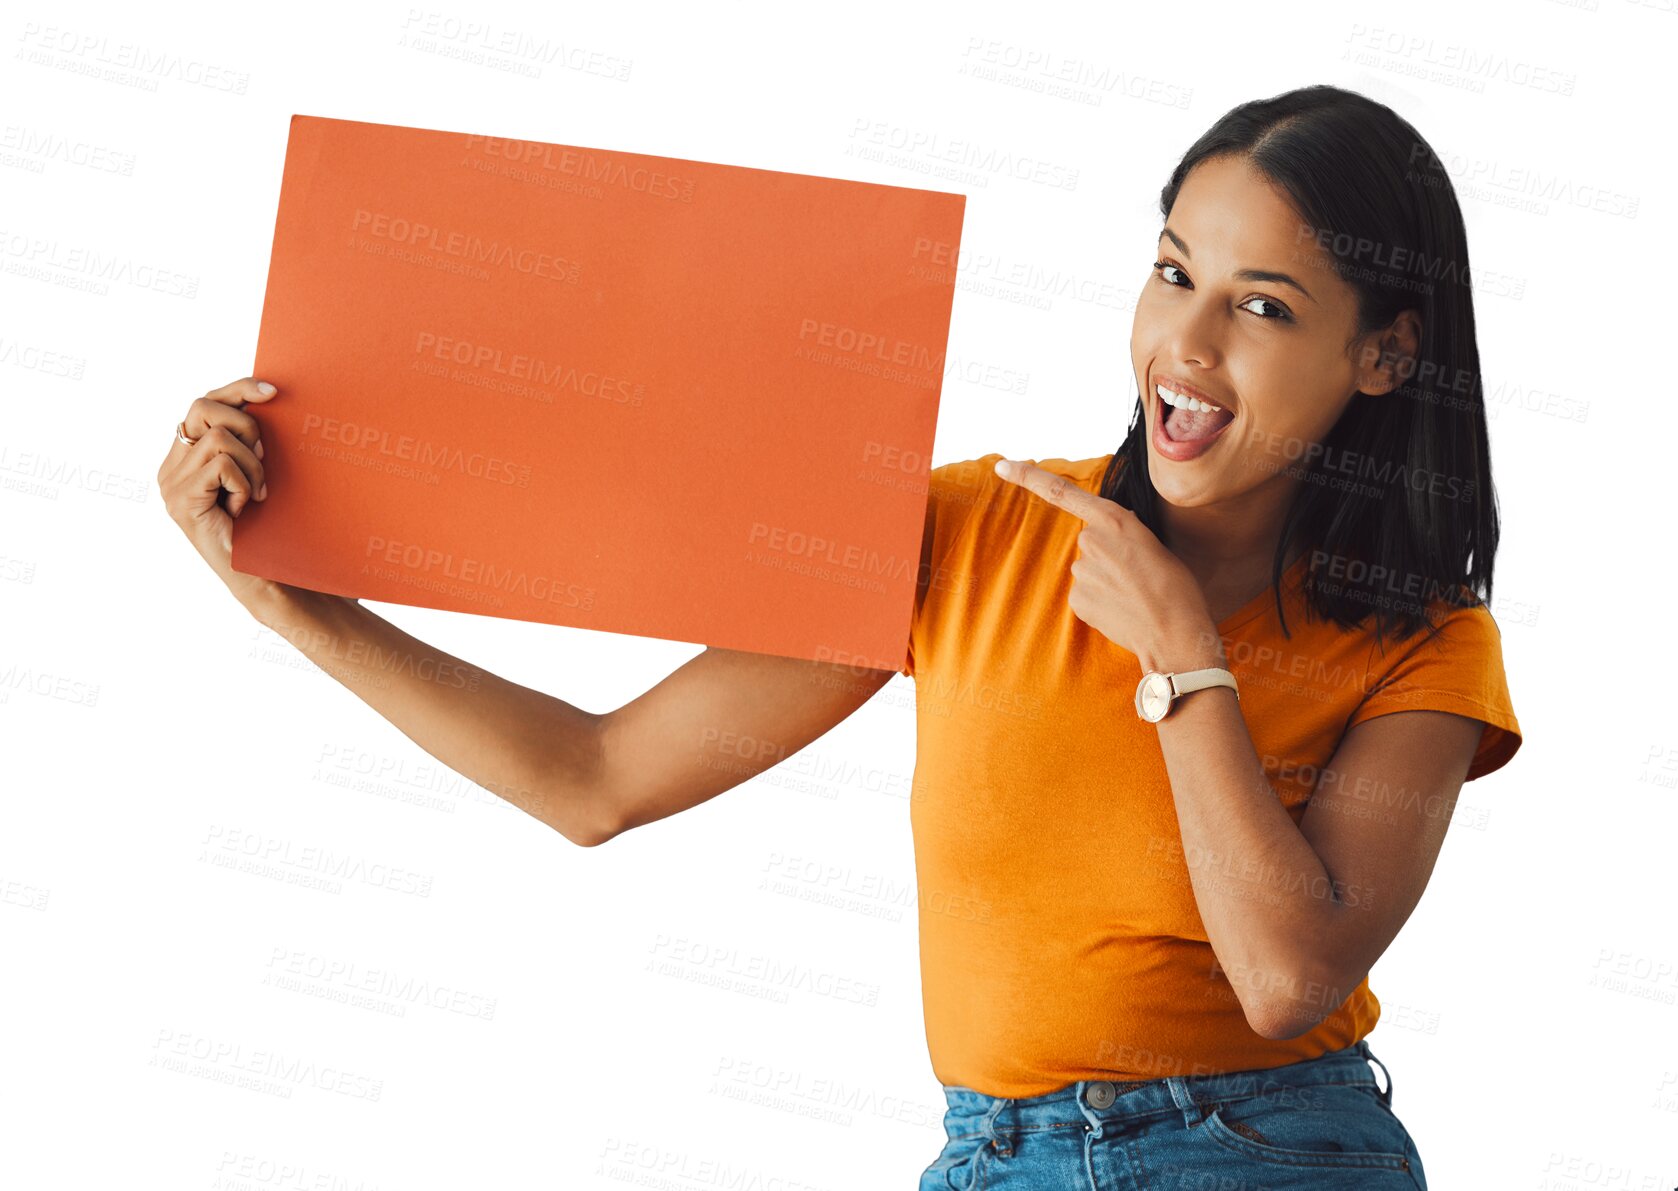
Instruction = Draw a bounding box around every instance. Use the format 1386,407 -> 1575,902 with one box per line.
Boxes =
1161,294 -> 1225,374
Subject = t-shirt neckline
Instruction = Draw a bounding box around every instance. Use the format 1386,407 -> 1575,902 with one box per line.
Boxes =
1215,552 -> 1310,634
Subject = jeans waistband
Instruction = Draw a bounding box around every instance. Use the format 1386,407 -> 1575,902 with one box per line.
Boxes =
939,1041 -> 1394,1151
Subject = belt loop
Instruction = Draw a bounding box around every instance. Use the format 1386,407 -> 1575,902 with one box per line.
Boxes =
1165,1075 -> 1205,1126
979,1094 -> 1013,1157
1358,1040 -> 1394,1106
1075,1082 -> 1106,1139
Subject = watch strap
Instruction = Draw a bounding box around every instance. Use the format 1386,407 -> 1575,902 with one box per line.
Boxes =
1170,666 -> 1239,702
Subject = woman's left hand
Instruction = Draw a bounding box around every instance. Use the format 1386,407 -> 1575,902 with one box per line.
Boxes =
992,458 -> 1224,673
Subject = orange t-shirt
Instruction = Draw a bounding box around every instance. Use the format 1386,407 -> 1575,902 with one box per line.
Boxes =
898,451 -> 1522,1097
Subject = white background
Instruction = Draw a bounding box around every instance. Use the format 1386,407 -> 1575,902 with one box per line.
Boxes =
4,1 -> 1675,1187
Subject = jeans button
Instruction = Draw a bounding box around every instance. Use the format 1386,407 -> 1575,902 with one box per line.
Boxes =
1085,1080 -> 1116,1109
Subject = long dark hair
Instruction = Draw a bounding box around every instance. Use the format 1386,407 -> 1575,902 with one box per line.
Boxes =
1100,83 -> 1500,650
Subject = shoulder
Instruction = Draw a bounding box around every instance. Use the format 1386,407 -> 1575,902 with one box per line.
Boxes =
1369,593 -> 1504,668
1354,595 -> 1521,781
913,452 -> 1113,574
1007,452 -> 1114,491
925,452 -> 1005,516
937,451 -> 1114,517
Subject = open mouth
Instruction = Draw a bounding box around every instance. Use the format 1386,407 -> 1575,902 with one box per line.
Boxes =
1154,381 -> 1236,445
1146,372 -> 1239,463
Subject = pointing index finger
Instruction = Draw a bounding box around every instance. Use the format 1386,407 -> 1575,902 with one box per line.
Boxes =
993,458 -> 1106,522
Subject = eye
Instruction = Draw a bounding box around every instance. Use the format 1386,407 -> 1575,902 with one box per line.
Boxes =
1239,295 -> 1293,321
1151,260 -> 1295,324
1151,260 -> 1189,287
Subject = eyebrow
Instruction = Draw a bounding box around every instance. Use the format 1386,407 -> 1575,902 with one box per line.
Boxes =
1159,227 -> 1317,304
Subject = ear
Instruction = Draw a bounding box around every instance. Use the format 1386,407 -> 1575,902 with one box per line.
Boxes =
1353,309 -> 1422,398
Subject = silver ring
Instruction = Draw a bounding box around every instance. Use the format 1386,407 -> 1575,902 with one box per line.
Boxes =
175,420 -> 199,447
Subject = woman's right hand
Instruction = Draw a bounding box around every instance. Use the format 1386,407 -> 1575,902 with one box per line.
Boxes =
157,375 -> 284,614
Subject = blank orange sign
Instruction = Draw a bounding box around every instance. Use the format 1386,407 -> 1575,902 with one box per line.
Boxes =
233,114 -> 966,669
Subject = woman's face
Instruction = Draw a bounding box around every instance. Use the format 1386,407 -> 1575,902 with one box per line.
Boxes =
1130,153 -> 1401,511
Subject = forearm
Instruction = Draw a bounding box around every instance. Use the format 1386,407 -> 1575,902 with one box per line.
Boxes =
1144,621 -> 1349,1036
250,586 -> 612,845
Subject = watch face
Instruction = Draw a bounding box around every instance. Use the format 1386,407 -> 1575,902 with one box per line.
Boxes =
1136,672 -> 1172,722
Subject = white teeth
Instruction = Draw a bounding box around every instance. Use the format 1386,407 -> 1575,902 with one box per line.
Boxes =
1156,383 -> 1223,413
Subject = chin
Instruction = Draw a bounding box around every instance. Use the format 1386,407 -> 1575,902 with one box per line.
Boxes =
1154,442 -> 1254,498
1150,474 -> 1220,508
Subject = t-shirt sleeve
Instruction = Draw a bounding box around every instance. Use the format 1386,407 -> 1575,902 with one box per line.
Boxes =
1345,601 -> 1523,782
897,453 -> 1002,679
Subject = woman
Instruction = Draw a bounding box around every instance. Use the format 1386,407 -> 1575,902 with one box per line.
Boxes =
160,83 -> 1518,1189
899,85 -> 1519,1188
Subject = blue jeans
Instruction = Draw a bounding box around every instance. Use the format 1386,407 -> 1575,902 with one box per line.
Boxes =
921,1040 -> 1426,1189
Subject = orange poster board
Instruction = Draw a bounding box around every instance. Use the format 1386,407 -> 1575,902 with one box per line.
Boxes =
233,115 -> 965,669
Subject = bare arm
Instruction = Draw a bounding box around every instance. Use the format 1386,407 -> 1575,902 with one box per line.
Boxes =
597,646 -> 896,841
252,591 -> 897,848
252,585 -> 617,845
591,478 -> 938,841
164,376 -> 912,851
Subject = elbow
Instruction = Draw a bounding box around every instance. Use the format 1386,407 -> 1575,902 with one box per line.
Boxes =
1238,957 -> 1351,1042
545,718 -> 624,848
560,820 -> 611,848
560,802 -> 623,848
534,783 -> 623,848
1244,1001 -> 1318,1042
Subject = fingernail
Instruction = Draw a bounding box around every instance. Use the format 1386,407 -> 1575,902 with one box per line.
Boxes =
994,458 -> 1012,477
256,381 -> 276,396
258,483 -> 267,500
256,440 -> 265,459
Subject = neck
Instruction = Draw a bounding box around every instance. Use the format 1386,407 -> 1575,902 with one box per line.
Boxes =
1158,475 -> 1304,595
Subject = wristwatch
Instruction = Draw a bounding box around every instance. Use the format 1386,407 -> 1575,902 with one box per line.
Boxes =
1134,667 -> 1239,723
